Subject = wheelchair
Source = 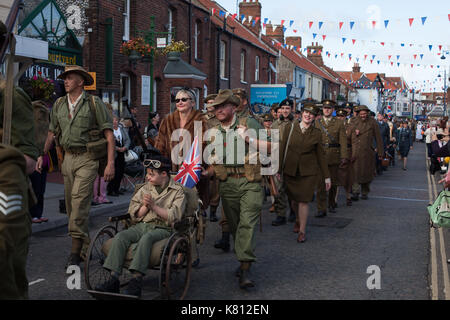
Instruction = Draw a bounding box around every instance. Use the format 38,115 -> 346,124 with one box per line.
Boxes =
84,184 -> 203,300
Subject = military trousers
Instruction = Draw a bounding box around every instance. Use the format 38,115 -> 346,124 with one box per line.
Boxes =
211,176 -> 230,233
61,152 -> 98,248
352,183 -> 371,196
103,223 -> 171,275
270,175 -> 288,218
317,165 -> 339,212
218,177 -> 263,262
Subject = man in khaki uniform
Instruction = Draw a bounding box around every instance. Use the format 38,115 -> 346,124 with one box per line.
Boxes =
96,155 -> 186,297
270,99 -> 295,226
314,99 -> 348,217
39,65 -> 115,267
208,89 -> 270,289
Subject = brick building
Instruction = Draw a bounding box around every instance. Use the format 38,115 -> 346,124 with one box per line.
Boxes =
82,0 -> 277,128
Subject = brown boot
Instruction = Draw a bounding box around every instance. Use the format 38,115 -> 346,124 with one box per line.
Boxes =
269,204 -> 275,212
239,262 -> 254,289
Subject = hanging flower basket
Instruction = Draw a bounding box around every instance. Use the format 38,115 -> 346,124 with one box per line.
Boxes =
23,72 -> 55,102
120,37 -> 154,57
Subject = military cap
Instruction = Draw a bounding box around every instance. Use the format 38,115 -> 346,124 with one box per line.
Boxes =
57,65 -> 94,86
357,105 -> 370,112
232,88 -> 248,100
143,154 -> 172,172
343,102 -> 354,109
322,99 -> 337,108
262,113 -> 273,122
279,98 -> 294,108
205,94 -> 217,103
336,109 -> 348,117
302,103 -> 319,116
209,89 -> 241,108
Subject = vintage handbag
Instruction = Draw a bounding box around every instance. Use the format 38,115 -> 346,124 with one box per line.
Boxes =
428,190 -> 450,228
381,157 -> 390,167
124,149 -> 139,163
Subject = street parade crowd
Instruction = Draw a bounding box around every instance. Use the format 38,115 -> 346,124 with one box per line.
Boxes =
2,60 -> 437,299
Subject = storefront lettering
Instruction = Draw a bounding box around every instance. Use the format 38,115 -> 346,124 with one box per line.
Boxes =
48,53 -> 77,65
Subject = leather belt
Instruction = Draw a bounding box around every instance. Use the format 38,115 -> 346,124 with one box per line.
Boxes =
323,143 -> 340,148
64,147 -> 87,155
225,166 -> 245,174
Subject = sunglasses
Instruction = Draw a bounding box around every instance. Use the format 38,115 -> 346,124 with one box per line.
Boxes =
175,97 -> 192,103
143,159 -> 162,168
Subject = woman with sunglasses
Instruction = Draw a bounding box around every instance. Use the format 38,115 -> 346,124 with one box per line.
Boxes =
154,88 -> 210,213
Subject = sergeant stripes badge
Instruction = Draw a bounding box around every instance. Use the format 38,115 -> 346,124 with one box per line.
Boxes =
0,191 -> 22,216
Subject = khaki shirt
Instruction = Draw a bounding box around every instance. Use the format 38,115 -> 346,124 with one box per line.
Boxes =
0,81 -> 39,160
128,179 -> 186,227
49,91 -> 113,150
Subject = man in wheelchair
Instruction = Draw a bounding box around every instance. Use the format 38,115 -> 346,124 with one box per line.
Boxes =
95,155 -> 186,297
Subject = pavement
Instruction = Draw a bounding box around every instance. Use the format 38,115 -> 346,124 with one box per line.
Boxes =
31,180 -> 134,234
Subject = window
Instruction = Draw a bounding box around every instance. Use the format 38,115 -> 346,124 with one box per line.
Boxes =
194,21 -> 201,60
123,0 -> 130,41
220,41 -> 226,78
255,56 -> 260,82
168,8 -> 174,43
240,50 -> 246,82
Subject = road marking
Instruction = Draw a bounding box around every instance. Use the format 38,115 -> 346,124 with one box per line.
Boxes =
426,156 -> 439,300
380,186 -> 428,192
369,195 -> 428,202
29,278 -> 45,286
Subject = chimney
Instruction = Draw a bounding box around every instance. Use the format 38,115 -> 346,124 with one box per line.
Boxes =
285,36 -> 302,49
306,42 -> 324,67
265,23 -> 284,44
239,0 -> 262,35
352,63 -> 361,73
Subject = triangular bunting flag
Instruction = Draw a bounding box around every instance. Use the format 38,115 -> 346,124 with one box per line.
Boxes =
439,45 -> 442,51
342,38 -> 346,44
397,55 -> 400,60
414,54 -> 417,59
281,20 -> 285,26
388,55 -> 392,60
429,45 -> 433,51
364,54 -> 368,60
319,22 -> 323,29
293,29 -> 297,33
380,42 -> 385,46
421,17 -> 427,25
231,14 -> 237,20
313,33 -> 317,39
290,20 -> 294,27
309,21 -> 313,28
339,22 -> 344,29
322,35 -> 326,41
352,39 -> 356,45
370,60 -> 373,64
350,21 -> 355,29
211,8 -> 216,15
408,18 -> 414,26
384,20 -> 389,28
372,20 -> 377,28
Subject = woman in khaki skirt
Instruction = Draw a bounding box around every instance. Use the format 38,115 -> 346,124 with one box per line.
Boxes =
279,103 -> 331,243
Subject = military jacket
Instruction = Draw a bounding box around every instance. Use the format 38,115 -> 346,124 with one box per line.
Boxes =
49,91 -> 113,150
314,117 -> 348,165
0,81 -> 39,160
128,179 -> 186,227
271,117 -> 294,142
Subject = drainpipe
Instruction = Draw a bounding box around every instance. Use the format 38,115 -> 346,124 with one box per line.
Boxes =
216,27 -> 221,92
188,0 -> 192,64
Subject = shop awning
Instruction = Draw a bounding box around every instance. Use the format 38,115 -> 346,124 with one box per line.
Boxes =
163,52 -> 207,80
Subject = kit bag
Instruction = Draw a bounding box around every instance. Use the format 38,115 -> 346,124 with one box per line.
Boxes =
427,190 -> 450,228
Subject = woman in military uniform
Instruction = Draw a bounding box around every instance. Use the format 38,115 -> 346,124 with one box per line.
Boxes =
396,120 -> 413,170
279,103 -> 331,243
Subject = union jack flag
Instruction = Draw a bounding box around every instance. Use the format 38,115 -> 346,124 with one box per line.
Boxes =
174,136 -> 202,188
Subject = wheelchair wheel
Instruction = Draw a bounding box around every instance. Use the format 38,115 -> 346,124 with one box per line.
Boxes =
161,236 -> 192,300
84,225 -> 117,290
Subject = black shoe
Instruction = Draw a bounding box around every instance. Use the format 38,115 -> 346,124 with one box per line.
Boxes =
91,201 -> 101,206
65,253 -> 81,268
288,210 -> 296,222
351,194 -> 359,201
123,277 -> 142,297
271,216 -> 286,226
361,195 -> 368,200
192,258 -> 200,268
95,276 -> 120,294
315,211 -> 327,218
214,233 -> 230,252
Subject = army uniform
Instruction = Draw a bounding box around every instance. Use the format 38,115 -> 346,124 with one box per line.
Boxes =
270,100 -> 295,224
314,100 -> 348,216
49,70 -> 112,262
351,105 -> 384,199
0,61 -> 38,298
210,90 -> 264,288
0,144 -> 32,299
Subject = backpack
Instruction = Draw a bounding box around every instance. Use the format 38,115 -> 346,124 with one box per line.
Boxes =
427,190 -> 450,228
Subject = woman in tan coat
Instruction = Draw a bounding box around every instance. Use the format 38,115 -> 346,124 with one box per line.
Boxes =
279,103 -> 331,243
154,88 -> 210,211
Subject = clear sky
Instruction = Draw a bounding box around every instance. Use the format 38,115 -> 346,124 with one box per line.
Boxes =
215,0 -> 450,93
